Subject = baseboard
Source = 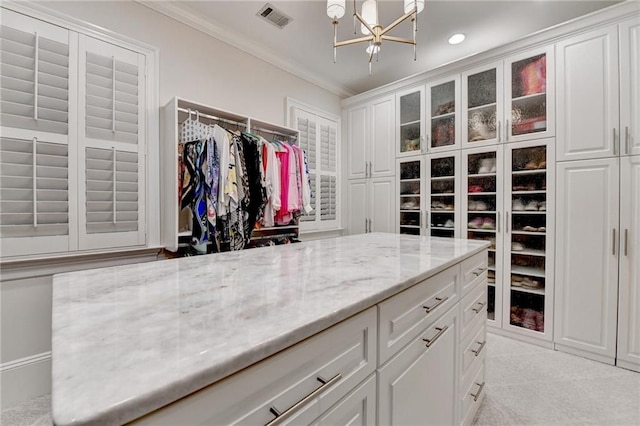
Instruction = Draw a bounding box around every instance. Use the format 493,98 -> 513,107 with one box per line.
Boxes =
1,352 -> 51,410
487,327 -> 555,349
616,359 -> 640,373
554,343 -> 616,365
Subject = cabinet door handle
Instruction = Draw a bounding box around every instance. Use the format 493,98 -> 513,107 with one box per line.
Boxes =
471,381 -> 486,402
498,121 -> 501,142
471,301 -> 487,313
471,340 -> 486,357
625,126 -> 630,154
423,296 -> 449,313
613,228 -> 616,256
497,212 -> 501,232
613,128 -> 618,156
266,373 -> 342,426
422,325 -> 448,348
368,218 -> 372,233
369,161 -> 372,177
506,119 -> 509,141
506,212 -> 510,232
624,228 -> 628,256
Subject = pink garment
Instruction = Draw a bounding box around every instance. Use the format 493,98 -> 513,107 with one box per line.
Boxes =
274,143 -> 291,224
285,144 -> 300,213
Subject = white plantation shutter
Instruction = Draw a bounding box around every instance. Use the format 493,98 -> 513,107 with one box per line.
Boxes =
0,10 -> 69,136
320,121 -> 336,173
320,175 -> 336,221
296,111 -> 316,222
78,35 -> 145,250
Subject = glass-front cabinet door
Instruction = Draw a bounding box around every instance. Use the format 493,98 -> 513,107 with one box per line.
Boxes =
505,47 -> 555,142
427,152 -> 460,238
397,158 -> 425,235
463,146 -> 504,325
427,76 -> 460,152
503,140 -> 554,340
462,63 -> 504,148
397,87 -> 424,156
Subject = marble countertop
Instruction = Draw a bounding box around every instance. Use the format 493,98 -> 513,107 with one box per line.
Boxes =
51,233 -> 488,425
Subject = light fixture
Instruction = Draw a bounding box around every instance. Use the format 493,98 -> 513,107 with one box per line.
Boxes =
448,33 -> 466,45
328,0 -> 424,75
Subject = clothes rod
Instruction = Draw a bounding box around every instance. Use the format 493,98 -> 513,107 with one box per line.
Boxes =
177,107 -> 247,127
251,126 -> 297,140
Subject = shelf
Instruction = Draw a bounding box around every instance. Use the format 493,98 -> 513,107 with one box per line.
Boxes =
468,210 -> 497,214
432,192 -> 455,196
400,194 -> 420,198
511,265 -> 545,277
512,190 -> 546,195
400,178 -> 420,183
488,266 -> 496,271
400,224 -> 420,229
512,169 -> 547,176
467,102 -> 497,112
512,248 -> 546,257
487,282 -> 496,288
431,210 -> 455,213
511,210 -> 546,214
511,286 -> 545,296
488,248 -> 496,253
431,111 -> 455,120
401,119 -> 421,126
431,226 -> 455,230
178,230 -> 191,237
400,209 -> 421,213
468,192 -> 497,196
254,225 -> 299,232
467,228 -> 496,233
512,230 -> 546,236
512,92 -> 546,103
468,172 -> 497,178
430,176 -> 455,181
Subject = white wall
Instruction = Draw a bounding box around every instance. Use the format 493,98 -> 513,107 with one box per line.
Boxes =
37,1 -> 343,124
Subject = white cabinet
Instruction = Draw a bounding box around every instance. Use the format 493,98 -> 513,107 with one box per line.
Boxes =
347,95 -> 395,179
397,86 -> 425,157
428,151 -> 462,239
378,305 -> 458,426
397,157 -> 425,235
427,76 -> 460,152
462,62 -> 504,149
620,18 -> 640,157
617,155 -> 640,372
312,375 -> 376,426
346,177 -> 395,235
555,158 -> 620,363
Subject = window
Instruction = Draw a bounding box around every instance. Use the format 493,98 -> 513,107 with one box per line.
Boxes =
288,99 -> 340,231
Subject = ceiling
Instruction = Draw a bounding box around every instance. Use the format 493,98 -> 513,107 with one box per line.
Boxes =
159,0 -> 624,96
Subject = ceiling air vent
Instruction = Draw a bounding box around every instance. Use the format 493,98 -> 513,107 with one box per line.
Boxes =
257,3 -> 293,29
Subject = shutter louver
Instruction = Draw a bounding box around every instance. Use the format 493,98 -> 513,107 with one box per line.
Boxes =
320,123 -> 336,173
85,52 -> 139,145
0,24 -> 69,135
300,173 -> 316,222
320,175 -> 336,221
0,136 -> 68,238
297,116 -> 316,169
85,147 -> 139,234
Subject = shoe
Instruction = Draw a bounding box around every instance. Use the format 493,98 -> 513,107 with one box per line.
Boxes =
524,200 -> 539,211
522,277 -> 543,289
444,204 -> 454,210
537,226 -> 546,233
538,201 -> 546,211
475,200 -> 488,211
478,158 -> 492,174
511,275 -> 523,287
522,225 -> 537,232
402,201 -> 418,209
444,219 -> 454,228
535,311 -> 545,332
490,159 -> 497,173
482,217 -> 496,230
487,270 -> 495,283
468,217 -> 483,229
469,200 -> 477,211
512,199 -> 525,211
490,238 -> 496,249
469,185 -> 483,193
512,242 -> 525,251
522,308 -> 538,330
538,161 -> 546,170
525,160 -> 538,170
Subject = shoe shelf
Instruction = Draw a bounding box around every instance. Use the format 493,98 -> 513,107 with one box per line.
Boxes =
511,91 -> 546,104
467,228 -> 496,233
469,210 -> 497,214
512,169 -> 546,176
468,192 -> 497,196
512,211 -> 546,215
511,286 -> 545,296
511,265 -> 545,277
512,190 -> 546,195
512,230 -> 545,236
468,172 -> 497,178
399,209 -> 420,213
512,248 -> 545,257
430,176 -> 455,181
398,159 -> 424,236
468,102 -> 497,113
431,209 -> 455,213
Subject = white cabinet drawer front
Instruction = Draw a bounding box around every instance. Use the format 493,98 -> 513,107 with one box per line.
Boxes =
312,374 -> 376,426
461,282 -> 487,339
134,307 -> 377,426
460,363 -> 486,426
378,265 -> 459,365
461,251 -> 488,296
461,318 -> 487,383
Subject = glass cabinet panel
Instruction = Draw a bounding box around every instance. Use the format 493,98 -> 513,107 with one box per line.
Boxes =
467,68 -> 498,143
430,81 -> 456,149
510,53 -> 547,136
467,151 -> 499,321
508,145 -> 548,332
399,159 -> 422,235
429,156 -> 456,238
399,91 -> 422,153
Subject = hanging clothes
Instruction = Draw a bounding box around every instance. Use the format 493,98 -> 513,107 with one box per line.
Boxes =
241,132 -> 268,235
262,139 -> 281,227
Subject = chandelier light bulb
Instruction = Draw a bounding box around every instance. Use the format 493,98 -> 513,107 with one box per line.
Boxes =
366,44 -> 380,55
326,0 -> 346,19
404,0 -> 425,14
360,0 -> 378,35
448,33 -> 466,44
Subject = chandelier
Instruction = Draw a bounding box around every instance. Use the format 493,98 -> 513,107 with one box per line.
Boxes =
327,0 -> 425,74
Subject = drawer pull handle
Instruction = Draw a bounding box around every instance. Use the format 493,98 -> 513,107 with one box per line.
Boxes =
471,381 -> 486,402
472,267 -> 486,277
423,325 -> 448,348
423,296 -> 448,313
266,373 -> 342,426
471,340 -> 486,357
471,301 -> 486,313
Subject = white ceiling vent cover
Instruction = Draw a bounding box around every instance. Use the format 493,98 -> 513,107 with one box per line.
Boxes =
257,3 -> 293,29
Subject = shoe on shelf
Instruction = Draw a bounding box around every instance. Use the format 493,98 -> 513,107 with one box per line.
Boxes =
478,158 -> 492,174
525,160 -> 538,170
522,225 -> 537,232
511,275 -> 524,287
444,219 -> 454,228
512,199 -> 525,211
469,200 -> 477,211
522,308 -> 538,330
512,242 -> 525,251
538,161 -> 547,169
444,204 -> 454,210
482,217 -> 496,230
537,226 -> 546,232
535,311 -> 545,332
538,201 -> 547,211
524,200 -> 539,211
469,185 -> 484,193
468,217 -> 484,229
490,238 -> 496,249
402,201 -> 418,209
475,200 -> 488,211
522,277 -> 543,289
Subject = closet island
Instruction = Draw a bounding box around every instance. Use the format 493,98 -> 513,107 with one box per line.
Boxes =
51,233 -> 489,425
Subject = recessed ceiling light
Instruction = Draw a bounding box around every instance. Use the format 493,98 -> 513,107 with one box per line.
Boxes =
448,33 -> 466,45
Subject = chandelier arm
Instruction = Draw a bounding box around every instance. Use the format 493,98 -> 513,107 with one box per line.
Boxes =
380,8 -> 417,36
381,35 -> 416,45
354,10 -> 376,36
335,35 -> 374,48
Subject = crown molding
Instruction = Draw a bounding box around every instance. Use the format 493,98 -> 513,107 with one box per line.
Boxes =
136,0 -> 355,99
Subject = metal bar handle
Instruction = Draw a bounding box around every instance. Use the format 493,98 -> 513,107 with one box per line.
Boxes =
613,128 -> 618,156
506,119 -> 509,141
498,121 -> 501,142
613,228 -> 616,256
32,137 -> 37,227
423,325 -> 448,348
368,218 -> 372,233
472,267 -> 487,276
365,219 -> 368,233
471,340 -> 486,357
423,296 -> 448,313
112,56 -> 116,132
266,373 -> 342,426
471,381 -> 486,402
506,212 -> 510,232
497,211 -> 501,232
471,301 -> 487,313
625,126 -> 630,155
625,229 -> 628,256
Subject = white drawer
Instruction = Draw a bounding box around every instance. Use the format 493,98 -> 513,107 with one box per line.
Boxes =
460,318 -> 487,384
311,374 -> 376,426
460,282 -> 487,340
378,265 -> 459,365
460,363 -> 486,426
133,307 -> 377,426
460,251 -> 488,296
